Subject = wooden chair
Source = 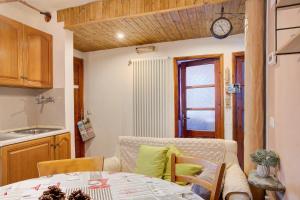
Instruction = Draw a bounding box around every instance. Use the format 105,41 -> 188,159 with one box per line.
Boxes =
37,156 -> 104,177
170,154 -> 225,200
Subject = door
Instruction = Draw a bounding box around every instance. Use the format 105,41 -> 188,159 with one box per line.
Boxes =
232,53 -> 245,169
0,15 -> 23,86
23,25 -> 53,88
74,57 -> 85,157
178,57 -> 223,138
0,137 -> 55,185
55,133 -> 71,160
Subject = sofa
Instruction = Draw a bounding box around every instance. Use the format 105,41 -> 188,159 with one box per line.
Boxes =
103,136 -> 252,200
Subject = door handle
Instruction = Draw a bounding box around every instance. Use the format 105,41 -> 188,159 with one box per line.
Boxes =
227,83 -> 241,94
181,113 -> 189,128
182,113 -> 190,120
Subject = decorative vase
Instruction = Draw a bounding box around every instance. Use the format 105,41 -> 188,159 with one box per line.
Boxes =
256,165 -> 270,177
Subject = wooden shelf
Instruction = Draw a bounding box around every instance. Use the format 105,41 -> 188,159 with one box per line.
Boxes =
277,0 -> 300,7
277,29 -> 300,54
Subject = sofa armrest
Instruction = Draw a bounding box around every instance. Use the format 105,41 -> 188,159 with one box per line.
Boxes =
103,156 -> 121,172
223,164 -> 252,200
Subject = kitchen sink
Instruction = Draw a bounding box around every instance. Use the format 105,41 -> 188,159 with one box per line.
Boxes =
0,133 -> 27,141
0,128 -> 62,142
12,128 -> 61,135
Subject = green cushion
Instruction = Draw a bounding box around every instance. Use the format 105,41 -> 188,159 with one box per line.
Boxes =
135,145 -> 168,178
164,145 -> 183,177
163,145 -> 202,185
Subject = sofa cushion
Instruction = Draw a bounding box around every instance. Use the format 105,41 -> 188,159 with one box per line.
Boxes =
164,145 -> 182,178
163,145 -> 202,185
135,145 -> 168,178
170,163 -> 203,185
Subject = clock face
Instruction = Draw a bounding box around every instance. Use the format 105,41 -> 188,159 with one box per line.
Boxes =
211,17 -> 233,39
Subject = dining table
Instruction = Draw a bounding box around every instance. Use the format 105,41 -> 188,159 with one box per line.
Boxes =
0,171 -> 204,200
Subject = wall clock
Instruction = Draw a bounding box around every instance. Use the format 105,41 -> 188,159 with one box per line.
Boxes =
210,6 -> 233,39
211,17 -> 233,39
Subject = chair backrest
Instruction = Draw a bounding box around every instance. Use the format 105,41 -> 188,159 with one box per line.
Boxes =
170,154 -> 225,200
37,156 -> 104,177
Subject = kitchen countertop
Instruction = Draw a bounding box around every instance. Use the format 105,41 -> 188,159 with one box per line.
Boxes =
0,128 -> 69,147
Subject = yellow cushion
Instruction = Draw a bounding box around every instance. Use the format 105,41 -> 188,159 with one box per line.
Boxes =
135,145 -> 168,178
163,145 -> 202,185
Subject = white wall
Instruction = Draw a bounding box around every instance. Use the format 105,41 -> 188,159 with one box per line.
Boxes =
266,1 -> 300,199
0,4 -> 75,156
83,34 -> 245,157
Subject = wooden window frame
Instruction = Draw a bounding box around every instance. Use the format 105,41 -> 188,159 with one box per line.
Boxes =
173,54 -> 224,139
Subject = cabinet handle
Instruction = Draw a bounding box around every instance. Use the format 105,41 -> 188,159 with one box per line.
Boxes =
56,140 -> 66,147
20,76 -> 28,80
50,144 -> 56,148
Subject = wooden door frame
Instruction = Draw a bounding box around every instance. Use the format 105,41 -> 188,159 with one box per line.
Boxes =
173,54 -> 224,139
73,57 -> 85,157
232,51 -> 245,168
232,51 -> 245,140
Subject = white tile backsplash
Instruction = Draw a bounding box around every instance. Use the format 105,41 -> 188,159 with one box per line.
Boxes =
36,89 -> 65,127
0,87 -> 65,131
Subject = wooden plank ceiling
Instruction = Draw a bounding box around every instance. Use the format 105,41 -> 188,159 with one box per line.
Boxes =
57,0 -> 245,52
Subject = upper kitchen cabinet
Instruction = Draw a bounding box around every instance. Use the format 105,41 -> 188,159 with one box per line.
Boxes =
0,15 -> 53,88
23,25 -> 53,88
0,15 -> 23,86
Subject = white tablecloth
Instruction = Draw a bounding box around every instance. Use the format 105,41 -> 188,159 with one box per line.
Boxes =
0,172 -> 203,200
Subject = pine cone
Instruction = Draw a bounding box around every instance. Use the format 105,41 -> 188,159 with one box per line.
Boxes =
67,189 -> 91,200
39,185 -> 66,200
39,194 -> 53,200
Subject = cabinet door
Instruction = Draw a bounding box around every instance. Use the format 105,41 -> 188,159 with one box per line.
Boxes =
0,137 -> 55,185
0,15 -> 23,86
23,25 -> 53,88
55,133 -> 71,160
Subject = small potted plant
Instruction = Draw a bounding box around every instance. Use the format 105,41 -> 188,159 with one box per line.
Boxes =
250,149 -> 280,178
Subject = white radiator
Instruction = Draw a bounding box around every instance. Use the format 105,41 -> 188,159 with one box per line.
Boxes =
131,58 -> 172,138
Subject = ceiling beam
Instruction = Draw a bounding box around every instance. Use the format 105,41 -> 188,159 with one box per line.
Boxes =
57,0 -> 230,27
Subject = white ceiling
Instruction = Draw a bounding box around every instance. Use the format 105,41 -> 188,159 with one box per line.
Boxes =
11,0 -> 96,11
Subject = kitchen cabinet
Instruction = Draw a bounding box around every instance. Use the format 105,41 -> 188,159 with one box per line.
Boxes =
54,133 -> 71,160
23,25 -> 53,88
0,133 -> 70,186
0,15 -> 24,86
0,15 -> 53,88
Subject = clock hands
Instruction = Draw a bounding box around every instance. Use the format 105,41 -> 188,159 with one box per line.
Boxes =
218,24 -> 226,34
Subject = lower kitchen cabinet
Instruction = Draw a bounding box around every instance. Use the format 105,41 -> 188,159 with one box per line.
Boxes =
54,133 -> 71,160
0,132 -> 70,186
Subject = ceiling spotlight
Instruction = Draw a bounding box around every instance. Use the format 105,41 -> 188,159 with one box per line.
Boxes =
116,32 -> 125,39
